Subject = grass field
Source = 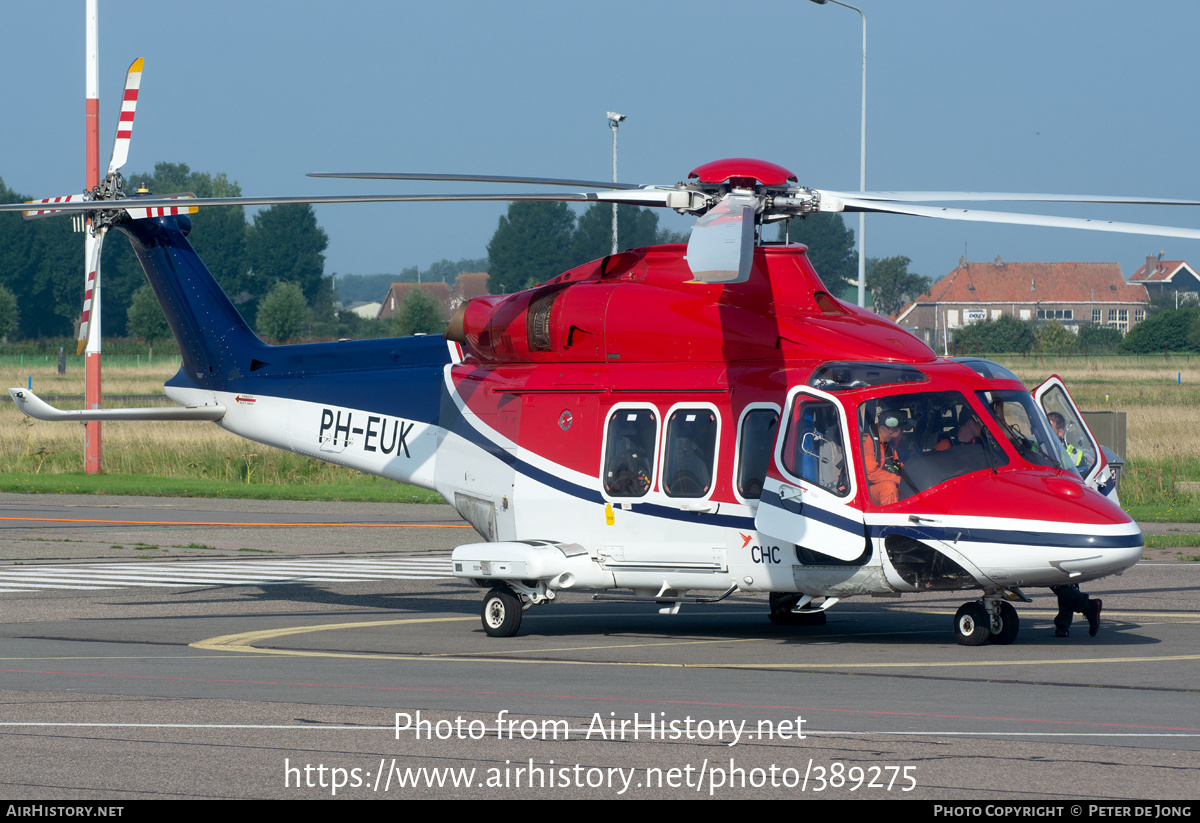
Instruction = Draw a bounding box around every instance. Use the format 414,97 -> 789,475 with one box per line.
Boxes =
2,355 -> 1198,519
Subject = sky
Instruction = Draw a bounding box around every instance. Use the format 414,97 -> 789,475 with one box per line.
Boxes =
3,0 -> 1200,289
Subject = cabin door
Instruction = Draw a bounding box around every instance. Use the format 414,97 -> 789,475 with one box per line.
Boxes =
1032,375 -> 1108,492
754,387 -> 869,563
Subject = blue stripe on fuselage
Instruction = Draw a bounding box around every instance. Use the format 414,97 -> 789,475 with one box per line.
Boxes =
869,522 -> 1143,550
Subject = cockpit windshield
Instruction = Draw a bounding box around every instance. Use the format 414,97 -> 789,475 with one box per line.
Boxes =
857,390 -> 1009,505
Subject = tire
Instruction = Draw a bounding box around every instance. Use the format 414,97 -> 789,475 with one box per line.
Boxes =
988,601 -> 1020,645
954,601 -> 991,646
768,592 -> 828,626
481,587 -> 522,638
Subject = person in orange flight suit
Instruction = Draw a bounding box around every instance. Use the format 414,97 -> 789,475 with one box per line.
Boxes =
861,409 -> 903,506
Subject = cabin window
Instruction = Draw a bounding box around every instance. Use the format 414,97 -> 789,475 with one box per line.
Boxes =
662,408 -> 718,498
603,408 -> 658,497
736,408 -> 779,500
780,397 -> 849,497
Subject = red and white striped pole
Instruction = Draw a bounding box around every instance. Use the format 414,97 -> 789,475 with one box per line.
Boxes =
84,0 -> 102,474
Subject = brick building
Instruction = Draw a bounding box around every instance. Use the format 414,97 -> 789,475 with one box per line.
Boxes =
377,271 -> 491,321
377,282 -> 451,321
894,258 -> 1149,346
448,271 -> 490,313
1128,256 -> 1200,306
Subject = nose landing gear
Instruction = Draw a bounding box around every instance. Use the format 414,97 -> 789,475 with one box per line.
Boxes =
954,597 -> 1019,646
482,586 -> 524,637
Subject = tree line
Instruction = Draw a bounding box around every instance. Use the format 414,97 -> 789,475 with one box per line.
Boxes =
0,163 -> 330,343
486,201 -> 688,293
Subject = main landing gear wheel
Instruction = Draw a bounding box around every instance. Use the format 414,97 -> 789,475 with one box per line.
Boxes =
768,592 -> 827,626
988,601 -> 1020,645
481,587 -> 523,638
953,601 -> 990,646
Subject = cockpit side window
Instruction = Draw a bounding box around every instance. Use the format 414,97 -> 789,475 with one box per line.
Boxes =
1038,386 -> 1097,476
780,396 -> 849,497
662,408 -> 718,498
603,408 -> 657,497
736,407 -> 779,500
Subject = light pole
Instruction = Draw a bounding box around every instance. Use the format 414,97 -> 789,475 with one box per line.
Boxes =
607,112 -> 626,255
810,0 -> 866,308
84,0 -> 103,473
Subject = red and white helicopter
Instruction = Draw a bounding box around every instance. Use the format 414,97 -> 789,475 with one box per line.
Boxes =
9,60 -> 1197,645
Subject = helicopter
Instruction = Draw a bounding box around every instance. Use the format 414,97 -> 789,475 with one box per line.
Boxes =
7,62 -> 1192,646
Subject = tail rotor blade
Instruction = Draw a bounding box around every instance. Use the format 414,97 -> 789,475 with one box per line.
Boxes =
122,193 -> 199,221
76,228 -> 105,355
107,58 -> 144,176
22,193 -> 91,220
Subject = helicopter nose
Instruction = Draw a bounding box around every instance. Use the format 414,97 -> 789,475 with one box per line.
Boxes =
885,470 -> 1142,588
1049,540 -> 1143,580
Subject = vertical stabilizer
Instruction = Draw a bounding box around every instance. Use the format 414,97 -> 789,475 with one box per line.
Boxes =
117,215 -> 268,388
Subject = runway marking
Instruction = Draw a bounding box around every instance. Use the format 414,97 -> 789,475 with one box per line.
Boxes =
0,516 -> 470,528
191,616 -> 1200,671
0,557 -> 454,592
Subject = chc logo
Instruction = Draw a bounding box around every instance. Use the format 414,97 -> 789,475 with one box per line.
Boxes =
750,544 -> 782,564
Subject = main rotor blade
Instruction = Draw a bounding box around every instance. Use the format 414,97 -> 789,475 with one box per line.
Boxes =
834,197 -> 1200,241
108,58 -> 144,176
817,188 -> 1200,207
685,194 -> 756,284
308,172 -> 644,191
0,192 -> 600,214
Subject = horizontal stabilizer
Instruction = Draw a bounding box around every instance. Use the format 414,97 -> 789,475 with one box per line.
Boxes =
8,389 -> 226,422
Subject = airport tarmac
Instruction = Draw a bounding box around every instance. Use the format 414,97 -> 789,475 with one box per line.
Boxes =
0,492 -> 1197,800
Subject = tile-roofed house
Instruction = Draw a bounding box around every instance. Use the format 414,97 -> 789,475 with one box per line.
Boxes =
893,258 -> 1149,346
1129,256 -> 1200,304
377,281 -> 452,321
449,271 -> 490,313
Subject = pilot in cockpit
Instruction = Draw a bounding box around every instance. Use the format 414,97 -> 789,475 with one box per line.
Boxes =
861,407 -> 904,506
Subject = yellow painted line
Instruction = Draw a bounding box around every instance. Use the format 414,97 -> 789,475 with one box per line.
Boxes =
190,616 -> 1200,669
426,636 -> 767,657
191,616 -> 476,651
